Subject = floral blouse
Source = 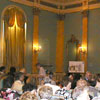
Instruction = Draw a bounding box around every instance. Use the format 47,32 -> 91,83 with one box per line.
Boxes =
55,88 -> 72,100
0,88 -> 20,100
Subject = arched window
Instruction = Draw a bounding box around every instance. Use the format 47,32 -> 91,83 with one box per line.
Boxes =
2,6 -> 27,70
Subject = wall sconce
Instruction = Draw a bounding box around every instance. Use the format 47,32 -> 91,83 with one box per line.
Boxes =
33,44 -> 41,53
79,46 -> 86,55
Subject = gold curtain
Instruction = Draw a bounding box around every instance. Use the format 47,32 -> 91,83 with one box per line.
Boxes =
3,7 -> 25,70
4,8 -> 25,27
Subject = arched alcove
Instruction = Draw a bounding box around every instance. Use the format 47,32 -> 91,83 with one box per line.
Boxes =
1,6 -> 27,70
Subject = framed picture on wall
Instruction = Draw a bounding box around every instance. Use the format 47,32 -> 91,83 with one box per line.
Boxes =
69,61 -> 84,73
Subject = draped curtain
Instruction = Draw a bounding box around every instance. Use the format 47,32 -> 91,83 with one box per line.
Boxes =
3,7 -> 26,70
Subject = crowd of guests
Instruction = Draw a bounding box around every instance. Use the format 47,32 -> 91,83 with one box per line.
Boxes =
0,64 -> 100,100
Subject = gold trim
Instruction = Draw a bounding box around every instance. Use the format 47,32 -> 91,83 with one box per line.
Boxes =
82,11 -> 88,73
10,0 -> 100,14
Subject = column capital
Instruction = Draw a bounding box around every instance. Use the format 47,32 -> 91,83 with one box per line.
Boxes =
57,14 -> 65,20
33,7 -> 40,15
81,0 -> 89,14
82,10 -> 89,17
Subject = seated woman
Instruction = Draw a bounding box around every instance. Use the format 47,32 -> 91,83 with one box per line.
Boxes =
37,85 -> 53,100
12,72 -> 24,94
72,79 -> 89,100
19,91 -> 38,100
20,68 -> 33,85
0,72 -> 21,100
72,79 -> 99,100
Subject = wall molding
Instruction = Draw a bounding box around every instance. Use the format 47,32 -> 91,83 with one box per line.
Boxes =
10,0 -> 100,14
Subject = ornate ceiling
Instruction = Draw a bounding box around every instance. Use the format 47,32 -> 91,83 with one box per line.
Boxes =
10,0 -> 100,14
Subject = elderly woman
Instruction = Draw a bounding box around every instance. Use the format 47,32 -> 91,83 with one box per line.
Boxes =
72,79 -> 89,100
37,84 -> 70,100
19,91 -> 38,100
37,85 -> 53,100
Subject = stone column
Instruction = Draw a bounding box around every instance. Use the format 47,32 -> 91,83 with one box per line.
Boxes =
32,8 -> 40,73
56,14 -> 65,72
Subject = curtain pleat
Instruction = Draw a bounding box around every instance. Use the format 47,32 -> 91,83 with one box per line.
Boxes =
16,11 -> 25,28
